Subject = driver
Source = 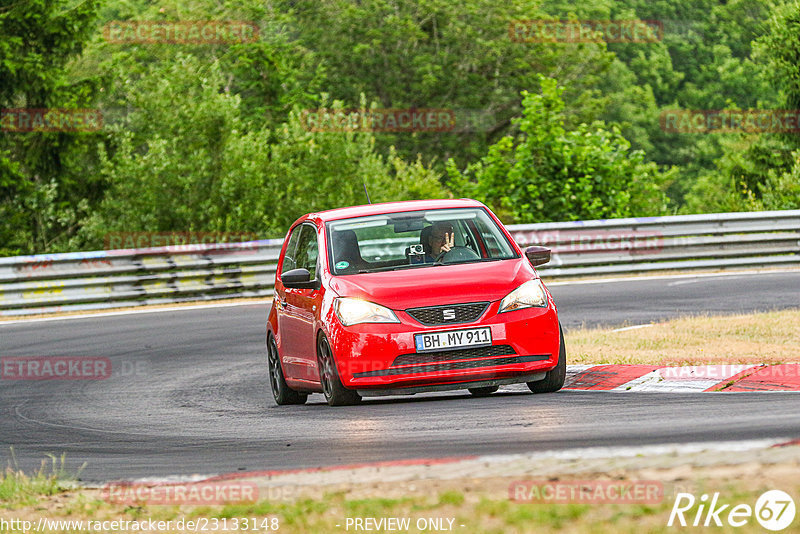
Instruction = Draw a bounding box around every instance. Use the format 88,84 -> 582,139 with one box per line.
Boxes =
422,221 -> 455,262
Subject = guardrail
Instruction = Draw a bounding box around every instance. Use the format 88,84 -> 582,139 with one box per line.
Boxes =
1,210 -> 798,316
0,241 -> 284,316
508,209 -> 800,277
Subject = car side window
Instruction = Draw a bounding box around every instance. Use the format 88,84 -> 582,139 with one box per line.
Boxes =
281,225 -> 303,274
295,224 -> 319,281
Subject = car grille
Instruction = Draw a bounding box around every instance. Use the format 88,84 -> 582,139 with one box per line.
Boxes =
405,302 -> 489,326
353,354 -> 551,378
392,345 -> 516,367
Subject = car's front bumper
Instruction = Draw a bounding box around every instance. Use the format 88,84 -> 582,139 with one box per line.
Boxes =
355,372 -> 548,396
326,301 -> 560,391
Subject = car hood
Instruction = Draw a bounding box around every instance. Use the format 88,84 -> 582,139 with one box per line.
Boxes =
327,259 -> 537,309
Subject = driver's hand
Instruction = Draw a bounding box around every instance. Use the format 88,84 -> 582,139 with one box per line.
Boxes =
441,232 -> 454,253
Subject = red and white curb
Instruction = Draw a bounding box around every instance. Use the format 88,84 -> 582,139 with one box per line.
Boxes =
562,364 -> 800,392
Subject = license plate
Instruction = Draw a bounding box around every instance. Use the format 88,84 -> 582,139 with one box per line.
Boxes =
414,327 -> 492,353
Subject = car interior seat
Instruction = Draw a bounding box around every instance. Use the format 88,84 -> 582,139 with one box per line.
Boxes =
332,229 -> 364,272
419,225 -> 433,256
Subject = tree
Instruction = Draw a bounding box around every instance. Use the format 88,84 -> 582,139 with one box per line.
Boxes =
446,77 -> 672,223
0,0 -> 102,255
683,1 -> 800,212
79,57 -> 447,247
286,0 -> 652,174
591,0 -> 779,208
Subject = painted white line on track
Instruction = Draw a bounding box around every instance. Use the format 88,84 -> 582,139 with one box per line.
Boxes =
668,276 -> 743,286
13,403 -> 141,435
613,369 -> 662,391
545,268 -> 800,286
611,324 -> 654,333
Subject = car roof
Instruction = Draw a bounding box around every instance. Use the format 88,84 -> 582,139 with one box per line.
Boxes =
309,198 -> 486,223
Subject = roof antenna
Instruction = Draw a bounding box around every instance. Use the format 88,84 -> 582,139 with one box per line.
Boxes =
363,183 -> 372,204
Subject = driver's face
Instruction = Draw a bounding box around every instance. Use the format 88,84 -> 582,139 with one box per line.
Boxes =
429,227 -> 453,255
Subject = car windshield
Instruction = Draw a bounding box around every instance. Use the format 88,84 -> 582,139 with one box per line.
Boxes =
326,207 -> 518,275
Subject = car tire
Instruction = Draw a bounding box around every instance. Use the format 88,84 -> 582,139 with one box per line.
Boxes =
527,322 -> 566,394
267,335 -> 308,405
468,386 -> 499,397
318,335 -> 362,406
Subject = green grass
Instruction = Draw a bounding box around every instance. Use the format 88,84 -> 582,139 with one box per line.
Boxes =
4,474 -> 800,534
566,308 -> 800,365
0,449 -> 81,507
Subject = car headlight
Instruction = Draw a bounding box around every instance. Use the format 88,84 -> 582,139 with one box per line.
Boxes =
334,297 -> 400,326
498,279 -> 548,313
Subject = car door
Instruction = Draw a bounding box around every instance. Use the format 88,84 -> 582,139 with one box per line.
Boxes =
275,225 -> 305,380
280,223 -> 323,382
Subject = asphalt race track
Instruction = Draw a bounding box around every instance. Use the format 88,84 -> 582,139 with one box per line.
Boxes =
1,270 -> 799,482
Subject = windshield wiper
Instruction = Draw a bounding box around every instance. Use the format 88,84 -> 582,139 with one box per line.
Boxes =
358,257 -> 509,273
428,257 -> 508,267
456,257 -> 508,264
364,263 -> 444,273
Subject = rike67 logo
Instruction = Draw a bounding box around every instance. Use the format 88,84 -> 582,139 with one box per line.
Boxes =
668,490 -> 796,531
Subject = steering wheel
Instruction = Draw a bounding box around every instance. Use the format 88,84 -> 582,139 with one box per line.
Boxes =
435,246 -> 481,264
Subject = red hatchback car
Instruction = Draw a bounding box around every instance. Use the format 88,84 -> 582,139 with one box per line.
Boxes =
266,199 -> 565,406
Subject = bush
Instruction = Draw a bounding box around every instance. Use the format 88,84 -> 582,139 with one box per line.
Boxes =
446,77 -> 672,223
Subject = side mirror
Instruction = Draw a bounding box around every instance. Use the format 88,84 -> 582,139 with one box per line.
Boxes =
524,246 -> 551,267
281,268 -> 317,289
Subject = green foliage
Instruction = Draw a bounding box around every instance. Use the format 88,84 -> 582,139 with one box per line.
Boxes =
759,154 -> 800,209
598,0 -> 780,206
683,134 -> 798,213
79,57 -> 446,248
756,0 -> 800,111
0,450 -> 77,506
682,2 -> 800,212
0,0 -> 796,257
447,78 -> 672,223
287,0 -> 635,169
0,0 -> 102,255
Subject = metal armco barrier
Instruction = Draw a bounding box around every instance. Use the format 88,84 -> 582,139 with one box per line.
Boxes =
509,209 -> 800,277
1,210 -> 798,316
0,240 -> 284,316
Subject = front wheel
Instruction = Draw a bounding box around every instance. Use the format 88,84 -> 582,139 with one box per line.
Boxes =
267,336 -> 307,405
318,335 -> 361,406
527,322 -> 566,393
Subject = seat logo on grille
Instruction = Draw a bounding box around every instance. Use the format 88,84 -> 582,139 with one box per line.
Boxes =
442,309 -> 456,320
